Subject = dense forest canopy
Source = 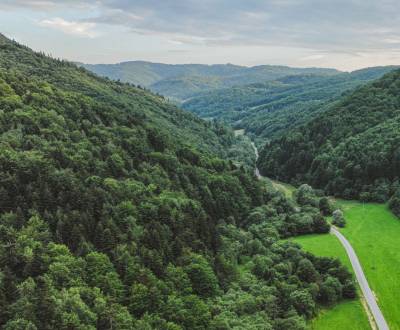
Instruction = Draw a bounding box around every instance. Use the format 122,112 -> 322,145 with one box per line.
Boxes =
0,34 -> 355,329
182,67 -> 398,145
257,69 -> 400,215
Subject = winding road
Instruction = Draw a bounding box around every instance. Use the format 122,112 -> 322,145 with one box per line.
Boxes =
251,141 -> 389,330
331,227 -> 389,330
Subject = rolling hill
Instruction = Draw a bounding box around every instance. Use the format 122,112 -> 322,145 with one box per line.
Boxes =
0,34 -> 354,329
257,69 -> 400,208
182,66 -> 398,143
81,61 -> 339,102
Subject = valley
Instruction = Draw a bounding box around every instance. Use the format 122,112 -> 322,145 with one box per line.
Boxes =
2,10 -> 400,327
253,143 -> 396,330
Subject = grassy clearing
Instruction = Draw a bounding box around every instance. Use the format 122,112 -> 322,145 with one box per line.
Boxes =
234,129 -> 245,136
271,179 -> 296,198
289,234 -> 370,330
334,200 -> 400,330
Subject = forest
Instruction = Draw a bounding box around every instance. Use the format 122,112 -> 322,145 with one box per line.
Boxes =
257,69 -> 400,216
182,67 -> 397,144
0,35 -> 355,329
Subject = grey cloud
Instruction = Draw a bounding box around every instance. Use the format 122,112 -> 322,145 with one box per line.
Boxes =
4,0 -> 400,54
0,0 -> 94,10
77,0 -> 400,53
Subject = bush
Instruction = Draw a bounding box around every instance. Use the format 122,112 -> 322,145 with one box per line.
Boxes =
332,209 -> 346,228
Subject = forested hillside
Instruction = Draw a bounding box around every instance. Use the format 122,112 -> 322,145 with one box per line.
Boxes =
0,34 -> 356,329
182,67 -> 398,143
258,69 -> 400,214
82,61 -> 339,102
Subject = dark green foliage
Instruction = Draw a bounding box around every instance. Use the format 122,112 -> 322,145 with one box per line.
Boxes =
319,197 -> 333,216
182,67 -> 397,143
0,35 -> 354,328
258,69 -> 400,203
389,188 -> 400,217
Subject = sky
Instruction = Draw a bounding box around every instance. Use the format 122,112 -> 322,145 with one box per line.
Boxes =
1,0 -> 400,71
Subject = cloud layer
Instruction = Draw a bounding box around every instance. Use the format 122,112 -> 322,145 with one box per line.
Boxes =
2,0 -> 400,69
38,18 -> 98,38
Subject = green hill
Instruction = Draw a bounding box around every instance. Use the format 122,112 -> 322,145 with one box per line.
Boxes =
82,61 -> 339,102
0,35 -> 355,328
258,69 -> 400,207
182,67 -> 398,144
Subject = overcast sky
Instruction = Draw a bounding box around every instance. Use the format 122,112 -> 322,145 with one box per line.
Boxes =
1,0 -> 400,71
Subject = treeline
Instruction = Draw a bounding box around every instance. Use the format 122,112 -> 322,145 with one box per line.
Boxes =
0,34 -> 354,329
258,69 -> 400,215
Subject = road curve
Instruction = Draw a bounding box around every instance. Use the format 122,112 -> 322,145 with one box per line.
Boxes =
330,227 -> 389,330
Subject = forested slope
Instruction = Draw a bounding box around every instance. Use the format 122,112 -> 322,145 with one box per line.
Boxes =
258,69 -> 400,210
0,34 -> 354,329
182,67 -> 398,143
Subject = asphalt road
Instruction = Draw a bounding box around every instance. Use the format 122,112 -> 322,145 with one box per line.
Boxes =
331,227 -> 389,330
251,142 -> 388,329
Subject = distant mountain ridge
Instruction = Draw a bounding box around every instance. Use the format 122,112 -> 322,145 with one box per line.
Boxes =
81,61 -> 340,101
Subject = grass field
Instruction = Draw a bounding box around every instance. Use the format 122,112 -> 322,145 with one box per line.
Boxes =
334,200 -> 400,330
290,234 -> 371,330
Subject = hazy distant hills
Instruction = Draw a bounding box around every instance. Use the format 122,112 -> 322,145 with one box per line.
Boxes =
81,61 -> 339,102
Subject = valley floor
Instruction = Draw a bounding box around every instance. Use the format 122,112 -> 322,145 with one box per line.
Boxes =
289,233 -> 370,330
292,200 -> 400,330
335,200 -> 400,330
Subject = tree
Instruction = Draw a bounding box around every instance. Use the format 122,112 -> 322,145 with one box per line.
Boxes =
296,184 -> 318,207
312,214 -> 330,233
296,259 -> 318,283
289,289 -> 315,318
318,276 -> 342,304
332,209 -> 346,227
183,254 -> 219,298
319,197 -> 333,216
389,189 -> 400,217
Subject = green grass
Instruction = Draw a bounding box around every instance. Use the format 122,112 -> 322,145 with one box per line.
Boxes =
333,200 -> 400,329
309,300 -> 370,330
289,234 -> 370,330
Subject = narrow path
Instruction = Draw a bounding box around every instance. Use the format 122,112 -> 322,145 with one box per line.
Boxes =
251,142 -> 389,329
251,142 -> 261,179
331,227 -> 389,330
